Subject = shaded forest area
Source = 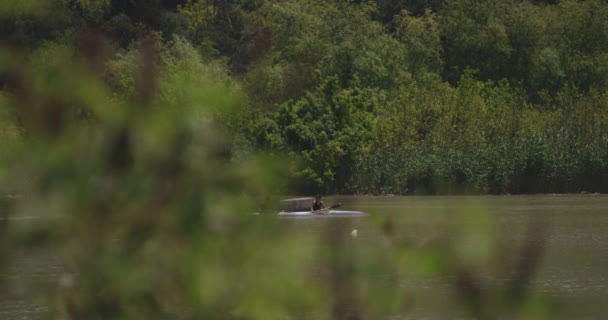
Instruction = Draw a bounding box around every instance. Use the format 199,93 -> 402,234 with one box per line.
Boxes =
2,0 -> 608,194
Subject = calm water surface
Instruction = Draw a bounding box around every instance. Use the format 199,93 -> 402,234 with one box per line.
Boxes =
287,195 -> 608,319
2,195 -> 607,319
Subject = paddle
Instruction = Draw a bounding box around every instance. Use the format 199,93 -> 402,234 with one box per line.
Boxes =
312,203 -> 341,214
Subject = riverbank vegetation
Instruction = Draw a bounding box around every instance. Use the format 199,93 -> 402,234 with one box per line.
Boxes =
3,0 -> 608,195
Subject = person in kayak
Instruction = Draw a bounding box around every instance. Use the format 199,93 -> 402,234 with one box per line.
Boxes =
311,195 -> 325,211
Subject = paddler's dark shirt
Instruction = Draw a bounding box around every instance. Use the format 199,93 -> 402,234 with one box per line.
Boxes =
312,201 -> 323,211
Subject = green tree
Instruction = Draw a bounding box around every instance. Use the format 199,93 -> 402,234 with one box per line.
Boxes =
394,9 -> 443,77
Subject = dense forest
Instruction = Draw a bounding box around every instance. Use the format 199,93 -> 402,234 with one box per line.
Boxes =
2,0 -> 608,194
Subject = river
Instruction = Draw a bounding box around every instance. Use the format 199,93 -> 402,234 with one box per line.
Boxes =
2,195 -> 607,319
282,194 -> 608,319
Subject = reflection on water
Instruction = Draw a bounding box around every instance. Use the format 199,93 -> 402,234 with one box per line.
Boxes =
1,251 -> 63,320
2,195 -> 608,319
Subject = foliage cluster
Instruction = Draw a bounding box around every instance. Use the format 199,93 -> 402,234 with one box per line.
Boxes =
4,0 -> 608,194
236,0 -> 608,194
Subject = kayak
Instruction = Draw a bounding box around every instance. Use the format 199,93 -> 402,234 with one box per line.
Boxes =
278,209 -> 368,217
277,197 -> 368,217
